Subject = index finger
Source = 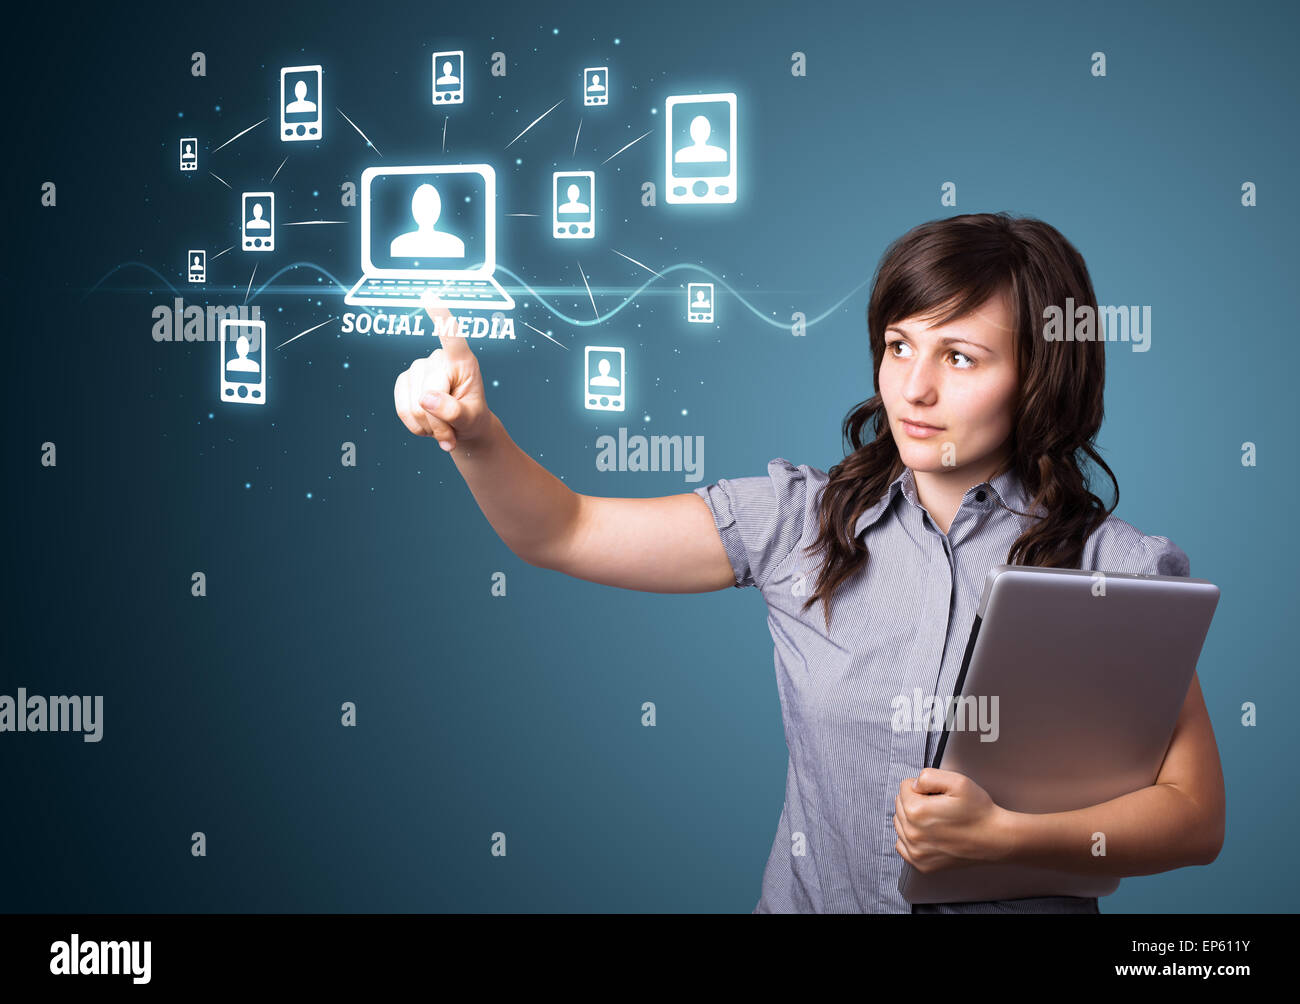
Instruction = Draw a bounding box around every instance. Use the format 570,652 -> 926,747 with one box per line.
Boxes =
421,291 -> 473,359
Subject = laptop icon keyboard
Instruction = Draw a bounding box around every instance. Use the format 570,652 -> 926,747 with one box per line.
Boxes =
346,276 -> 513,308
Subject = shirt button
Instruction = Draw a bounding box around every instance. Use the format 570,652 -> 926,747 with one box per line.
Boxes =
975,490 -> 986,502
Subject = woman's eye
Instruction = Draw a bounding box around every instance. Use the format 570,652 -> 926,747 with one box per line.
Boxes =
887,341 -> 972,369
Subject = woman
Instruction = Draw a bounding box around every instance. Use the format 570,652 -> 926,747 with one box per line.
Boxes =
393,212 -> 1226,914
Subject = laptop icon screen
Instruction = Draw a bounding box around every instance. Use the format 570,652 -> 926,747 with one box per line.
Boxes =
361,165 -> 493,277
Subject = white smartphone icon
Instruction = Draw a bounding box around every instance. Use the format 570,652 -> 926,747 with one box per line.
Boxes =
554,171 -> 595,239
584,67 -> 608,106
220,319 -> 267,405
242,192 -> 275,252
281,65 -> 323,142
665,93 -> 737,204
585,345 -> 624,411
687,282 -> 714,322
432,50 -> 464,105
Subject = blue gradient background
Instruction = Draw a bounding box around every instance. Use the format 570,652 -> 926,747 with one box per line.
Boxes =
3,0 -> 1295,912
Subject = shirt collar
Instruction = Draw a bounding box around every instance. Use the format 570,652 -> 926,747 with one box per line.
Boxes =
852,463 -> 1043,539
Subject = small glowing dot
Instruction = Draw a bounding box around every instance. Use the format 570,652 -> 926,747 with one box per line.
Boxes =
614,38 -> 621,44
214,105 -> 221,112
306,492 -> 313,499
515,157 -> 522,165
650,107 -> 657,115
177,111 -> 184,118
245,482 -> 251,490
343,361 -> 350,369
492,379 -> 499,387
313,190 -> 319,197
681,408 -> 688,416
552,27 -> 559,34
208,412 -> 214,419
464,195 -> 471,202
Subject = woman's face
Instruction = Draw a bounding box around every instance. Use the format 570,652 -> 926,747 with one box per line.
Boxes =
877,291 -> 1020,477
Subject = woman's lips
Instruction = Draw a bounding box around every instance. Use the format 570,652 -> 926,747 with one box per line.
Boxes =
900,420 -> 944,439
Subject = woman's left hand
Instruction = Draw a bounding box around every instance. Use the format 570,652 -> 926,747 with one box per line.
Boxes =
894,768 -> 1014,873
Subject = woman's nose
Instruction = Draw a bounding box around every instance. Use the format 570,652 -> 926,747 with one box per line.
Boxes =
903,356 -> 939,398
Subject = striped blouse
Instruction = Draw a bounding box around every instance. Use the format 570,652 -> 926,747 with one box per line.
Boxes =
693,458 -> 1190,914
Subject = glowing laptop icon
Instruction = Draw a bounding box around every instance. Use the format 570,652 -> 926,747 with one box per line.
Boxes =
344,164 -> 514,310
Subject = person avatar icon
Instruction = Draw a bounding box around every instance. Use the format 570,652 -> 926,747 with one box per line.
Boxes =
589,357 -> 620,387
436,61 -> 460,86
558,184 -> 589,214
183,142 -> 194,157
390,183 -> 466,258
694,289 -> 711,309
226,334 -> 261,373
246,202 -> 270,231
286,79 -> 317,114
586,73 -> 605,93
674,114 -> 728,164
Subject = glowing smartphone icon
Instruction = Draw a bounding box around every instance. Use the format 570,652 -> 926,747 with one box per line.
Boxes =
433,50 -> 464,105
554,171 -> 595,239
281,65 -> 323,142
687,282 -> 714,323
220,319 -> 267,405
585,345 -> 624,411
242,192 -> 275,252
665,92 -> 737,204
583,67 -> 608,106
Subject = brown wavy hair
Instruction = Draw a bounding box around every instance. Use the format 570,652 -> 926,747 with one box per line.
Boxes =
801,212 -> 1118,630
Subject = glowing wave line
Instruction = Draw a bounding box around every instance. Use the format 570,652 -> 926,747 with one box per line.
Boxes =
493,264 -> 872,330
81,261 -> 381,318
82,261 -> 871,332
82,262 -> 183,299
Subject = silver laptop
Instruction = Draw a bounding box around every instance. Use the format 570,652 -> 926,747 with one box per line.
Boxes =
899,564 -> 1220,904
344,163 -> 514,311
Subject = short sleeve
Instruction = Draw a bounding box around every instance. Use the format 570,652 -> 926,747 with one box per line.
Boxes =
1126,534 -> 1191,578
692,457 -> 812,589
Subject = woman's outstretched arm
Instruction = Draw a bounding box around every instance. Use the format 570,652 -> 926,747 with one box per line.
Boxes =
394,295 -> 736,594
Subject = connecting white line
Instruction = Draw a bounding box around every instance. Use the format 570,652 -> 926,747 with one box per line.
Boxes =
270,155 -> 289,183
212,118 -> 267,154
576,261 -> 598,320
506,98 -> 564,149
611,248 -> 662,277
282,220 -> 348,226
244,263 -> 258,305
522,320 -> 568,350
276,316 -> 336,350
210,246 -> 233,260
506,213 -> 539,217
601,129 -> 652,165
337,107 -> 382,156
208,171 -> 231,189
573,117 -> 582,157
442,116 -> 448,152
